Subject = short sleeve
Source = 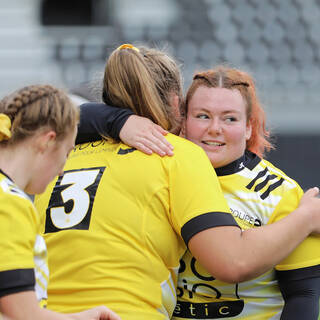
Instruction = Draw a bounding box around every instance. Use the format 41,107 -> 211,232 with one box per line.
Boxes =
167,138 -> 238,245
0,195 -> 37,272
269,185 -> 320,271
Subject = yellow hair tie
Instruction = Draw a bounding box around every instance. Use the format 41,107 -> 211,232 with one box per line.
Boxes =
117,43 -> 140,52
0,113 -> 12,141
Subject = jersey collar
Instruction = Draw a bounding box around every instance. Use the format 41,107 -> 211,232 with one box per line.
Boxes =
215,150 -> 261,176
0,169 -> 13,182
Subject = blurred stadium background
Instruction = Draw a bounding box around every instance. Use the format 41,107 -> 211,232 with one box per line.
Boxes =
0,0 -> 319,189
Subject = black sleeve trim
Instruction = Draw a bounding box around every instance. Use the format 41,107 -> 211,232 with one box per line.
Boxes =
76,102 -> 134,144
181,212 -> 239,246
0,269 -> 35,298
276,264 -> 320,282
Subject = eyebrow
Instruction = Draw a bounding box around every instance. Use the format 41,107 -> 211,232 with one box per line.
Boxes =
193,107 -> 241,114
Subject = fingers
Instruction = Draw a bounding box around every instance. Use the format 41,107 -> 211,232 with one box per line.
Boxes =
103,308 -> 121,320
304,187 -> 320,197
91,306 -> 121,320
153,124 -> 169,136
119,115 -> 174,156
149,129 -> 174,156
135,136 -> 173,157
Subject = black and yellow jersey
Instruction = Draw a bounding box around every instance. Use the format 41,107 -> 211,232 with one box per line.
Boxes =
173,151 -> 320,320
0,170 -> 48,310
35,134 -> 235,320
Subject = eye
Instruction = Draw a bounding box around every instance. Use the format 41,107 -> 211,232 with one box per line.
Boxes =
196,113 -> 209,119
225,116 -> 237,122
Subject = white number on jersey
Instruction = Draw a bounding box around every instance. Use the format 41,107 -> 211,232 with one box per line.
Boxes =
45,167 -> 105,233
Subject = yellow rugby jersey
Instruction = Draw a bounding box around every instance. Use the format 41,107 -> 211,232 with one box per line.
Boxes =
35,134 -> 235,320
173,151 -> 320,320
0,171 -> 48,308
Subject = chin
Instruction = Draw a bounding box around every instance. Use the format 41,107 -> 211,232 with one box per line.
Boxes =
25,184 -> 46,195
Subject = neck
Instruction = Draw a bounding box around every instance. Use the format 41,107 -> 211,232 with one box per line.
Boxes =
0,144 -> 35,190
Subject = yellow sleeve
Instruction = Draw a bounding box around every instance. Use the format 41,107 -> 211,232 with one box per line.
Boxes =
0,194 -> 37,272
269,185 -> 320,271
167,138 -> 234,242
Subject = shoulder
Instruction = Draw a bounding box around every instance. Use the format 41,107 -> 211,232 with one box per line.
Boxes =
255,158 -> 302,192
165,134 -> 208,155
0,175 -> 32,203
0,174 -> 37,222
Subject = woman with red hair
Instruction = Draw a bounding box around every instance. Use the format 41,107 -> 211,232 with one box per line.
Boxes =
172,67 -> 320,320
77,65 -> 320,319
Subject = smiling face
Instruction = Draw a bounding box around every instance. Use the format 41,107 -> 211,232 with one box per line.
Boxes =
185,86 -> 252,168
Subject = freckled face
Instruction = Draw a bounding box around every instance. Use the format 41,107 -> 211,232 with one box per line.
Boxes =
185,86 -> 252,168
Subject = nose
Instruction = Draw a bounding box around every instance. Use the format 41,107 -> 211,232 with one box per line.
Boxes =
208,118 -> 222,135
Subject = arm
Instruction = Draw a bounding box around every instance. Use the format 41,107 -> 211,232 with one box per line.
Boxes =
77,103 -> 173,156
188,187 -> 320,283
0,291 -> 121,320
77,103 -> 133,144
276,266 -> 320,320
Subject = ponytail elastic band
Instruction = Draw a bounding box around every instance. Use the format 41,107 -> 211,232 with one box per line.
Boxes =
0,113 -> 12,141
117,43 -> 140,52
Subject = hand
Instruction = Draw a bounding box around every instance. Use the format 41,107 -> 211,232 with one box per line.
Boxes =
298,187 -> 320,234
72,306 -> 121,320
119,115 -> 174,156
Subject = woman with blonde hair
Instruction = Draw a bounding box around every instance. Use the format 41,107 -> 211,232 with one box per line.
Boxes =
38,46 -> 320,320
81,64 -> 320,319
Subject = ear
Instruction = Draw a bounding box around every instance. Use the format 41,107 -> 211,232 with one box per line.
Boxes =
246,120 -> 252,141
37,130 -> 57,153
180,118 -> 186,138
170,93 -> 181,119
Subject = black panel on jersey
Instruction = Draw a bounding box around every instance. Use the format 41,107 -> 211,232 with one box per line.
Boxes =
244,151 -> 261,170
77,102 -> 134,144
117,147 -> 137,155
215,151 -> 261,176
0,269 -> 35,298
45,167 -> 106,233
181,212 -> 240,246
246,167 -> 269,189
260,178 -> 284,199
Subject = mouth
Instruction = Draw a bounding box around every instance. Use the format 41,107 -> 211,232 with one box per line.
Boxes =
202,141 -> 225,146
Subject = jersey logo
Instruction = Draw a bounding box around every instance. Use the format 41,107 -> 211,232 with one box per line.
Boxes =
176,257 -> 244,318
44,167 -> 105,233
246,167 -> 284,199
117,147 -> 136,155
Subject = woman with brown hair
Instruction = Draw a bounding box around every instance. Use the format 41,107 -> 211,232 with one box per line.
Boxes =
0,84 -> 120,320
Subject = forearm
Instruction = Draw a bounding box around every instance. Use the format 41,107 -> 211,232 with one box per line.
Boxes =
189,207 -> 314,283
0,291 -> 73,320
239,206 -> 313,278
77,103 -> 134,144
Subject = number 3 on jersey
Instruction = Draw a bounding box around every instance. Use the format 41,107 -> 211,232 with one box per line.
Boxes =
45,167 -> 105,233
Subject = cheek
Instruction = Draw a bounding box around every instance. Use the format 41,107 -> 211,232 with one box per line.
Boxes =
185,119 -> 205,140
227,125 -> 248,144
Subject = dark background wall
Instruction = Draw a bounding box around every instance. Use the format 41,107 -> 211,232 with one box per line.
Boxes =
267,134 -> 320,190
